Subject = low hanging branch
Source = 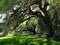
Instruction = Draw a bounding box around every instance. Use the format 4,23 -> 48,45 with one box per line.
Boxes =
2,0 -> 55,37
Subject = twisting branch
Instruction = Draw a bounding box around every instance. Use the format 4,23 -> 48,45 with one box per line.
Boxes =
27,0 -> 55,37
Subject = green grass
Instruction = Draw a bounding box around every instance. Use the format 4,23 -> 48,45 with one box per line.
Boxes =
0,34 -> 60,45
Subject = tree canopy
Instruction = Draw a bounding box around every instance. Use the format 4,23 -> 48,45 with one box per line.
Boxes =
0,0 -> 60,40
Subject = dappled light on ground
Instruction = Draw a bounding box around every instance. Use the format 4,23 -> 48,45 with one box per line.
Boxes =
0,34 -> 60,45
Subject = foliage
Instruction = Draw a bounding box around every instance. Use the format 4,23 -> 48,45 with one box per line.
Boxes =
0,0 -> 60,41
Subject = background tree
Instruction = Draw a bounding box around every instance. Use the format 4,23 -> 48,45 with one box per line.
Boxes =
0,0 -> 60,40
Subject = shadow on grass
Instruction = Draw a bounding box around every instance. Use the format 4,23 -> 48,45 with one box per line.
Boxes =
0,34 -> 60,45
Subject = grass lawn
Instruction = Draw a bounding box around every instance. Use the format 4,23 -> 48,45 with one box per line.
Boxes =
0,34 -> 60,45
